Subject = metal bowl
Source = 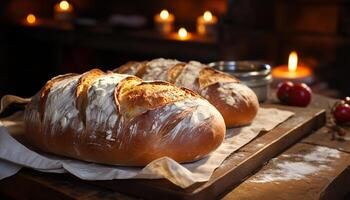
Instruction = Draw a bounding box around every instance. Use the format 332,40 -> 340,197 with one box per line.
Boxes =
208,61 -> 272,102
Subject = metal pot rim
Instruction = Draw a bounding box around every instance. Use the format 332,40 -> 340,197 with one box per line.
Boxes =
208,61 -> 271,78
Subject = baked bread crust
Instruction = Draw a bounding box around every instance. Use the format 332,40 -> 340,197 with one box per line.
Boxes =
24,70 -> 225,166
114,58 -> 259,127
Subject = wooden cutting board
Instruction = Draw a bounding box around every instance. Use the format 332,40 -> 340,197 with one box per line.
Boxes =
0,105 -> 326,200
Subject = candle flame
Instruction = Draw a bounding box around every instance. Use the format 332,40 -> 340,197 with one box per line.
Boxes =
288,51 -> 298,72
26,14 -> 36,24
178,27 -> 188,39
203,11 -> 213,22
160,9 -> 169,20
59,0 -> 70,11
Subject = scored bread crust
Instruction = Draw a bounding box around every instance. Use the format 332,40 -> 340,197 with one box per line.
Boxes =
118,61 -> 148,78
39,73 -> 78,121
197,67 -> 240,90
75,69 -> 105,124
167,63 -> 187,83
114,58 -> 259,127
24,69 -> 225,166
117,80 -> 199,120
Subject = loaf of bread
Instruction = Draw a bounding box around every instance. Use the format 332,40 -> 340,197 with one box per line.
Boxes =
114,58 -> 259,127
24,69 -> 226,166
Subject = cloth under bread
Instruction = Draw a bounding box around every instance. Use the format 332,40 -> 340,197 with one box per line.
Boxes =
0,108 -> 293,188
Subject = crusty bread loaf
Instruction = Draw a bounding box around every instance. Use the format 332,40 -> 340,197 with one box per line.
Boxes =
114,58 -> 259,127
24,70 -> 226,166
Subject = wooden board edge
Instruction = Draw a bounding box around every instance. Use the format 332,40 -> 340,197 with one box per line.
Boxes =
189,109 -> 326,200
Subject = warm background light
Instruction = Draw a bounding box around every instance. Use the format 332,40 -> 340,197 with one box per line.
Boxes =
160,10 -> 169,20
154,9 -> 174,33
59,0 -> 70,11
203,11 -> 213,22
26,14 -> 36,24
178,27 -> 188,39
54,0 -> 74,21
197,11 -> 217,35
288,51 -> 298,72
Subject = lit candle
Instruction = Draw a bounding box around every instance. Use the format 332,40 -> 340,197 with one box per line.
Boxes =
197,11 -> 218,35
272,51 -> 313,85
25,13 -> 37,25
177,27 -> 189,40
154,9 -> 175,34
54,0 -> 74,21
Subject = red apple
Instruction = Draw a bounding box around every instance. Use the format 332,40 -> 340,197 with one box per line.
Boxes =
277,82 -> 312,107
332,103 -> 350,124
277,81 -> 294,104
288,83 -> 312,107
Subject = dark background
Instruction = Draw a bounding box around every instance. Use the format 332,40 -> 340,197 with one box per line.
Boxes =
0,0 -> 350,98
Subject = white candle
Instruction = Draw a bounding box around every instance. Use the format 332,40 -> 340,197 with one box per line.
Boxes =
154,9 -> 175,34
177,27 -> 189,40
272,51 -> 314,86
197,11 -> 218,35
25,14 -> 37,25
54,0 -> 74,21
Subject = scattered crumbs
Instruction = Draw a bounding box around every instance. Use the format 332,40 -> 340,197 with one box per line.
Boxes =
231,153 -> 246,159
280,154 -> 292,158
256,143 -> 265,148
248,146 -> 341,183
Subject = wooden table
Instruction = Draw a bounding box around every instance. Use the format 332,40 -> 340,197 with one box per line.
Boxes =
1,94 -> 349,200
222,94 -> 350,200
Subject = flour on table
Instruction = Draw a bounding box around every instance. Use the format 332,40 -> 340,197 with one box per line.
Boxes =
303,146 -> 340,162
249,146 -> 341,183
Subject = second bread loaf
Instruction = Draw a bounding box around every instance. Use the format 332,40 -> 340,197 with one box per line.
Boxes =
115,58 -> 259,127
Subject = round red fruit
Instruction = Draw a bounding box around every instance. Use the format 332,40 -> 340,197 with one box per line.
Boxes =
277,81 -> 294,104
288,83 -> 312,107
333,104 -> 350,124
